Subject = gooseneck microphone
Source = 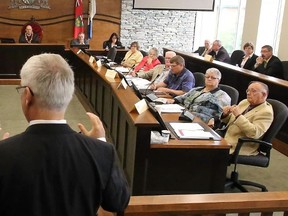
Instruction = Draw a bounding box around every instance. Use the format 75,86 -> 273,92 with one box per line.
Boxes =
144,74 -> 160,96
127,64 -> 136,74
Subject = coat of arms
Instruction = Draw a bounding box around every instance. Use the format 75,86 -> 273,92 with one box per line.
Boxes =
9,0 -> 51,9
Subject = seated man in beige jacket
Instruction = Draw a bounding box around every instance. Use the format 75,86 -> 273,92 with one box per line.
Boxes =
220,81 -> 273,155
136,51 -> 176,84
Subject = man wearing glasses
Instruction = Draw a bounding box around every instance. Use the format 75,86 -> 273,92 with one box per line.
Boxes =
0,53 -> 130,215
221,81 -> 273,155
253,45 -> 284,79
153,55 -> 195,96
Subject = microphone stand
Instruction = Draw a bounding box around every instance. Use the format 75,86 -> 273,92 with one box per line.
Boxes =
144,74 -> 160,96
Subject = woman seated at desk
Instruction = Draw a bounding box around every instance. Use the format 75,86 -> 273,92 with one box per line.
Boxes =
166,68 -> 231,127
103,32 -> 123,51
121,41 -> 143,68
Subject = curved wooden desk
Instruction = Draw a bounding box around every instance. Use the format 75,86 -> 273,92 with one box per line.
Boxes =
68,49 -> 230,195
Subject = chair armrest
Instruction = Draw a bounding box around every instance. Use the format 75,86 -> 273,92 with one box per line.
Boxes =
231,137 -> 272,163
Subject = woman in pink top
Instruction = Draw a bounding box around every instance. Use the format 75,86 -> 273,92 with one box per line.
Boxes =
132,47 -> 161,75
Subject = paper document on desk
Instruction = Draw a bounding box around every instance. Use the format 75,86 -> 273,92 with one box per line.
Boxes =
154,104 -> 184,113
114,67 -> 129,73
169,122 -> 214,139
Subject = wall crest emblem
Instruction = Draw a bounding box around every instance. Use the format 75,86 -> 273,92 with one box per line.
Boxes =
9,0 -> 51,9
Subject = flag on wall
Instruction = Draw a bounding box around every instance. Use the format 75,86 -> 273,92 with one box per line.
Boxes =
88,0 -> 96,39
74,0 -> 84,38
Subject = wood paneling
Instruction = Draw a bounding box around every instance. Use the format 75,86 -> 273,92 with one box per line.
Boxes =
0,0 -> 121,49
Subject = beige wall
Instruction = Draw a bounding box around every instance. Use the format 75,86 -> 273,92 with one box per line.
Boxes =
242,0 -> 287,61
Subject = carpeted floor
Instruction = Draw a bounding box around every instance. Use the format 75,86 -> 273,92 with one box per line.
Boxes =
1,85 -> 288,193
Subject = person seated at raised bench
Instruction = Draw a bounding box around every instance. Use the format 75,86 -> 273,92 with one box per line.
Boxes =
208,40 -> 230,63
70,32 -> 89,46
152,55 -> 195,97
166,68 -> 231,127
253,45 -> 284,79
103,32 -> 123,51
237,42 -> 258,70
194,39 -> 211,56
19,25 -> 40,43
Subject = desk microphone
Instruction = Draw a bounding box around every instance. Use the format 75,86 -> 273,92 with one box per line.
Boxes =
144,74 -> 160,96
128,64 -> 136,74
80,48 -> 91,56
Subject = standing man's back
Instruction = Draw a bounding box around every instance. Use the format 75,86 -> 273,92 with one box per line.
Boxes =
0,53 -> 130,216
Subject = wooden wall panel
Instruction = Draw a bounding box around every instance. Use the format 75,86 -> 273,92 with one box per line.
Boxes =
0,0 -> 121,49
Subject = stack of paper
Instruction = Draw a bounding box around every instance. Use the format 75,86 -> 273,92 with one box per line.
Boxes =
154,104 -> 184,113
169,122 -> 213,139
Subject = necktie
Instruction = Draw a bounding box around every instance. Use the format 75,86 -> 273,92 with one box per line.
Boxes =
264,61 -> 267,68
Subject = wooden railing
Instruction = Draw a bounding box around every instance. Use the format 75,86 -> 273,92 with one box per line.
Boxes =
98,192 -> 288,216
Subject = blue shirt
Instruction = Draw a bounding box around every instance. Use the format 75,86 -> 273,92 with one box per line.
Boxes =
164,68 -> 195,94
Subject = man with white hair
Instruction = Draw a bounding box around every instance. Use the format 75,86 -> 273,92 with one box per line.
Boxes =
0,53 -> 130,215
208,40 -> 230,63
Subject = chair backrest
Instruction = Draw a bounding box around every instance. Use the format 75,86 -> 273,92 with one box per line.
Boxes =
193,72 -> 205,87
219,84 -> 239,105
107,47 -> 117,62
140,50 -> 148,57
262,99 -> 288,143
158,55 -> 165,64
230,50 -> 244,66
282,61 -> 288,80
21,17 -> 43,42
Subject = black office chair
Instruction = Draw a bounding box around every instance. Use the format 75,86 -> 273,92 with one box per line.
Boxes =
107,47 -> 117,62
140,50 -> 148,57
282,61 -> 288,80
158,55 -> 165,64
225,99 -> 288,192
230,50 -> 244,66
219,84 -> 239,105
193,72 -> 205,87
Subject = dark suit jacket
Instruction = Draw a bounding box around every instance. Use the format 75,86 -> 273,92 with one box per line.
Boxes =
208,46 -> 231,63
237,54 -> 258,70
253,55 -> 284,79
0,124 -> 130,216
18,33 -> 40,43
194,46 -> 206,56
103,40 -> 123,49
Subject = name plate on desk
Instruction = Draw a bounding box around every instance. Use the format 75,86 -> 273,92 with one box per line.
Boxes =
105,69 -> 117,79
96,59 -> 102,67
204,54 -> 213,62
117,78 -> 129,89
132,99 -> 149,114
89,56 -> 95,64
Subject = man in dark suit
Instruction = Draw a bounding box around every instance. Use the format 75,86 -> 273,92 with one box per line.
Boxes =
253,45 -> 284,79
18,25 -> 40,43
208,40 -> 231,63
193,39 -> 211,56
0,53 -> 130,216
70,32 -> 89,46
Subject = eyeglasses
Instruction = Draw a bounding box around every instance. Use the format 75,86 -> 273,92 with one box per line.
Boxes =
16,86 -> 34,96
170,64 -> 178,67
205,76 -> 218,80
246,89 -> 262,94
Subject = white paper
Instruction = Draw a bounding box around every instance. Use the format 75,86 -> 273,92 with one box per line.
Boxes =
154,104 -> 184,113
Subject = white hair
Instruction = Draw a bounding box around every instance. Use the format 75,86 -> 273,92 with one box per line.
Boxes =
20,53 -> 75,111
